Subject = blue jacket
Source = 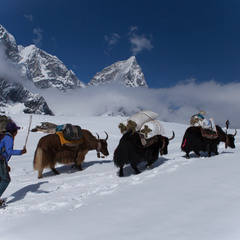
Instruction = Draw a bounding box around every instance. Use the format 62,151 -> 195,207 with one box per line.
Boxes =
0,133 -> 22,163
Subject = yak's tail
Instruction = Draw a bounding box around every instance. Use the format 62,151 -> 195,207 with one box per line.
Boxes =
33,147 -> 43,170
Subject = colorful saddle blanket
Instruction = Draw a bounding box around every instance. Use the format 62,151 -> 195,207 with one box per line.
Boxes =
56,131 -> 83,146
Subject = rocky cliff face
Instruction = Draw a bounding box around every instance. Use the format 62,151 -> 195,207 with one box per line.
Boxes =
88,56 -> 148,87
18,45 -> 85,91
0,77 -> 54,115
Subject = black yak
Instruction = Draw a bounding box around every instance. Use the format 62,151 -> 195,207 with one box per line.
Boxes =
114,130 -> 175,177
181,125 -> 236,158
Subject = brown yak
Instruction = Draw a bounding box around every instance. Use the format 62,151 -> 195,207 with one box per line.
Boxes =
33,130 -> 109,178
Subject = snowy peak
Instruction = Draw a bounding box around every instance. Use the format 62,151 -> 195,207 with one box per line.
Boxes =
18,45 -> 85,91
88,56 -> 148,87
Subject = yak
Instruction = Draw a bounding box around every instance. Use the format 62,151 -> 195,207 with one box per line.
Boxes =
114,130 -> 175,177
33,130 -> 109,178
181,125 -> 236,159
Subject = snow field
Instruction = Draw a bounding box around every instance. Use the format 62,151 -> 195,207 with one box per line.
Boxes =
0,113 -> 239,240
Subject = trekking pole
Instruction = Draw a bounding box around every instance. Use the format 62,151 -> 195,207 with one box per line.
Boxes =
225,120 -> 229,149
24,115 -> 32,149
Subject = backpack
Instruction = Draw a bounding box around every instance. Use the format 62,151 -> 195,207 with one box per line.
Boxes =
63,124 -> 82,141
0,133 -> 5,142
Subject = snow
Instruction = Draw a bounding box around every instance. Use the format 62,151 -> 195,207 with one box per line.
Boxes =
0,113 -> 239,240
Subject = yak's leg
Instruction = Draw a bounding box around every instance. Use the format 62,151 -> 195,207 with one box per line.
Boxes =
131,164 -> 140,175
194,151 -> 200,157
50,161 -> 59,175
119,167 -> 124,177
214,146 -> 219,155
77,165 -> 83,171
75,150 -> 88,171
38,169 -> 44,179
145,163 -> 154,169
51,167 -> 60,175
185,152 -> 190,159
71,163 -> 82,170
207,144 -> 212,157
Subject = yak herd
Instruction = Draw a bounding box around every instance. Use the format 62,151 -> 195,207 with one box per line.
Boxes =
32,119 -> 237,178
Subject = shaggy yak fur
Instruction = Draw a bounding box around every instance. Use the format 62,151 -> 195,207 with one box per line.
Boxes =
114,130 -> 175,177
181,125 -> 236,159
33,130 -> 109,178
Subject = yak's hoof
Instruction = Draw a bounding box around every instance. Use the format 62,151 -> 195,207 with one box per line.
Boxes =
145,164 -> 154,170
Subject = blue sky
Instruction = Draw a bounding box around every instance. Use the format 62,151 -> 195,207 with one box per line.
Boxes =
1,0 -> 240,88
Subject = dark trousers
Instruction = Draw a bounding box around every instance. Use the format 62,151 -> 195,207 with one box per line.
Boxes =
0,160 -> 11,198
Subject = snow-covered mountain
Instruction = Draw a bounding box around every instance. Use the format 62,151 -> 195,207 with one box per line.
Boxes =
0,77 -> 53,115
18,45 -> 85,91
88,56 -> 148,87
0,24 -> 85,91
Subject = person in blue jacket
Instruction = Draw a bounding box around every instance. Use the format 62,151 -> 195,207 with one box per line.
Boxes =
0,122 -> 27,206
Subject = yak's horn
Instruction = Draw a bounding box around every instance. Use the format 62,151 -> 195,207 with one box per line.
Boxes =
169,131 -> 175,141
96,133 -> 100,140
233,129 -> 237,136
104,131 -> 109,141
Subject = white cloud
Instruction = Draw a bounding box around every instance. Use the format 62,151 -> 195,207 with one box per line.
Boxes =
24,14 -> 34,22
39,80 -> 240,129
129,35 -> 153,55
128,26 -> 138,33
0,46 -> 21,81
33,28 -> 43,47
104,33 -> 121,55
0,45 -> 38,91
104,33 -> 120,46
128,26 -> 153,55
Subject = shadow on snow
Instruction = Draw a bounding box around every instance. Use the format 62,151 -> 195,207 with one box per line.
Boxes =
42,160 -> 112,178
7,181 -> 49,204
118,157 -> 170,177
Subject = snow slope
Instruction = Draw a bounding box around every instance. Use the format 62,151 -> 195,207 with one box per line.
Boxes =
0,114 -> 239,240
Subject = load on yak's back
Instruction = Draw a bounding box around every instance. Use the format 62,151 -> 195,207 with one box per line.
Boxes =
118,110 -> 166,145
190,110 -> 216,132
55,124 -> 83,146
114,110 -> 175,177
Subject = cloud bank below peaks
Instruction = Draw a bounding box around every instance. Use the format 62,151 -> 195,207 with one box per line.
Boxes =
40,80 -> 240,129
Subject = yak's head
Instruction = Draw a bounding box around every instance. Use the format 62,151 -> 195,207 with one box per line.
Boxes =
225,130 -> 237,149
160,131 -> 175,156
96,132 -> 109,158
